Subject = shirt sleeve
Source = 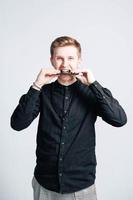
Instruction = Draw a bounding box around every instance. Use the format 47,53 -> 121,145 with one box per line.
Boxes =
10,86 -> 41,131
89,81 -> 127,127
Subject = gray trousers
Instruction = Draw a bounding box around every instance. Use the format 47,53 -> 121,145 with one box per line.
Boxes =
32,176 -> 97,200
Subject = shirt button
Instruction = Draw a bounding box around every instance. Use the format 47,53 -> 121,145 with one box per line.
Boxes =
59,157 -> 63,161
61,142 -> 64,145
65,96 -> 69,99
59,173 -> 62,176
63,126 -> 66,129
64,110 -> 67,113
95,84 -> 98,87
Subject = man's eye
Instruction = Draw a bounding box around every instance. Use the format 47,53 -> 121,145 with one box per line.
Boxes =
56,57 -> 62,60
69,57 -> 74,60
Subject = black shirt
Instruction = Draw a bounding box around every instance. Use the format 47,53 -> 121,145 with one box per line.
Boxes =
10,79 -> 127,194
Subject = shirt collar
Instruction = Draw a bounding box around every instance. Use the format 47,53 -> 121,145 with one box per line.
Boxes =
54,79 -> 80,90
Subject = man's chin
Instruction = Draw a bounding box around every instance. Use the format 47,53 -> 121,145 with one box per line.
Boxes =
59,74 -> 72,79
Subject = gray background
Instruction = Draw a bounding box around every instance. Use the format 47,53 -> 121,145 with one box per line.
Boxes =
1,0 -> 133,199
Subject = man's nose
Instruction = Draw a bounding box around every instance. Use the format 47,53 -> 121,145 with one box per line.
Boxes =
62,59 -> 68,67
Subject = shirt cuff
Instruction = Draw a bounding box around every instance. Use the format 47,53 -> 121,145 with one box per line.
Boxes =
25,86 -> 41,101
89,81 -> 107,100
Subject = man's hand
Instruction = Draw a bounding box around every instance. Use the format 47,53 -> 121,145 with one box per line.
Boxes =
75,69 -> 95,86
33,68 -> 60,90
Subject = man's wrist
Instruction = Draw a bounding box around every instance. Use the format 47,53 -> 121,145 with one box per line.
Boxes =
32,82 -> 42,91
87,79 -> 96,86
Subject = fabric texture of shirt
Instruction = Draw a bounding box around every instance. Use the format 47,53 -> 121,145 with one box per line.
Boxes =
10,79 -> 127,194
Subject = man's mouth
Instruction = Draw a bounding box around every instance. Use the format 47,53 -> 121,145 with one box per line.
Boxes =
56,69 -> 79,75
61,69 -> 71,74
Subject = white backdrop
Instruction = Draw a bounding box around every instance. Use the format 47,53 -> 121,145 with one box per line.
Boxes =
1,0 -> 133,199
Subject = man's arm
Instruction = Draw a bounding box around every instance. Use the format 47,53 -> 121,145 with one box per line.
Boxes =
10,68 -> 60,131
75,69 -> 127,127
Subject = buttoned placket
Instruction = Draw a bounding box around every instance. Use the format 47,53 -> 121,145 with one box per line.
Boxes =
58,86 -> 72,193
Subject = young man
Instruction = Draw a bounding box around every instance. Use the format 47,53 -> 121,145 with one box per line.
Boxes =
11,36 -> 127,200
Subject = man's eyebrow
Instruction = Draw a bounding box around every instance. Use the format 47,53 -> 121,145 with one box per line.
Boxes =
55,55 -> 63,58
56,55 -> 74,57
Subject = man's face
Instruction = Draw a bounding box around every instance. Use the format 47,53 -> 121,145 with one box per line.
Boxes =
50,46 -> 81,80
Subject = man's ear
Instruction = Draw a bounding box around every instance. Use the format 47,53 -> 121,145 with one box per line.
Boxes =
50,57 -> 54,66
50,57 -> 56,69
78,57 -> 82,66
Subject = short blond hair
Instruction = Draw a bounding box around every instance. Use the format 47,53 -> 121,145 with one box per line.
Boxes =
50,36 -> 81,57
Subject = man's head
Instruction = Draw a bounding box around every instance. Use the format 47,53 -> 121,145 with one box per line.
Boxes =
50,36 -> 82,83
